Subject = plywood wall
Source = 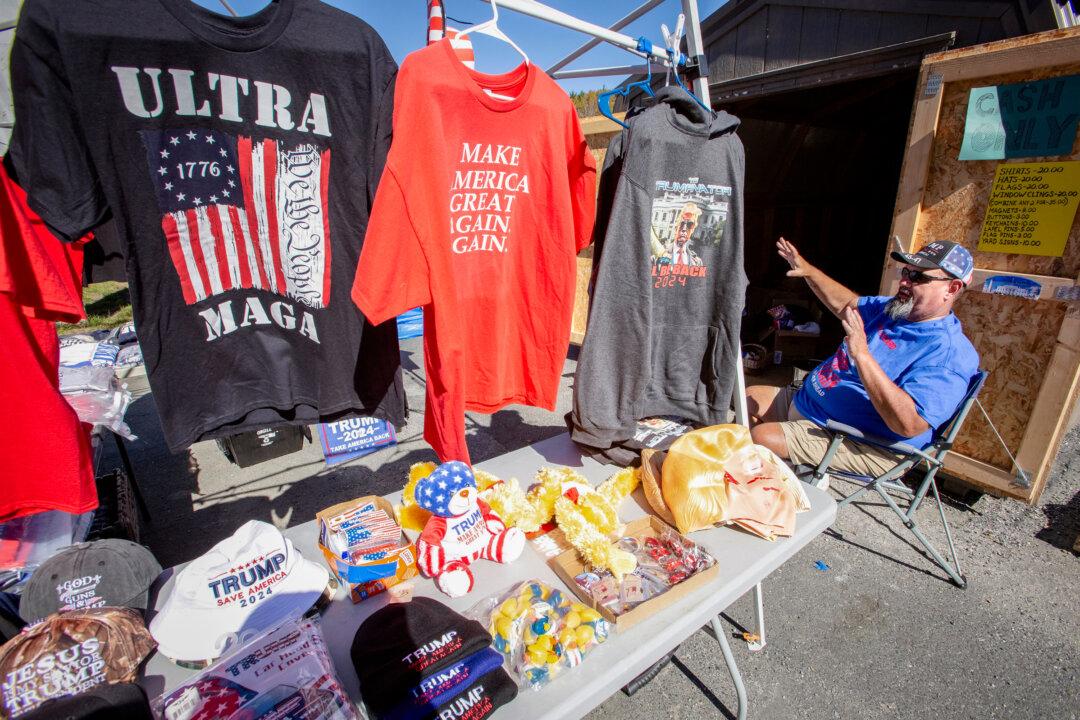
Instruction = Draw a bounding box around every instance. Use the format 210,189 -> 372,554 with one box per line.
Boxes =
915,63 -> 1080,275
952,295 -> 1068,466
884,29 -> 1080,501
911,60 -> 1080,475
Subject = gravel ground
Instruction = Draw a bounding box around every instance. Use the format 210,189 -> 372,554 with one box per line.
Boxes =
104,338 -> 1080,719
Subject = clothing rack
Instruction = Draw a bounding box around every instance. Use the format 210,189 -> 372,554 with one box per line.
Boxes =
473,5 -> 762,715
479,0 -> 750,429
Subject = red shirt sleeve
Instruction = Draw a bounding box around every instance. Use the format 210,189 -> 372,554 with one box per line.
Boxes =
351,167 -> 432,325
0,164 -> 85,323
569,119 -> 597,254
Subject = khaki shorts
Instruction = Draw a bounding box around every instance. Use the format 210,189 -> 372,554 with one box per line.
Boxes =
773,385 -> 901,478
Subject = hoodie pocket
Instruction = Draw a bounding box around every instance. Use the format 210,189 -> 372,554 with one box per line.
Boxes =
649,324 -> 720,404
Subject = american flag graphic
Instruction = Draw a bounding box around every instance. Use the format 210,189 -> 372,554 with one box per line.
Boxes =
164,675 -> 257,720
143,128 -> 332,308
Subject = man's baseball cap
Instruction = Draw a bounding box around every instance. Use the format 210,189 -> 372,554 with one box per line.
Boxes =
19,540 -> 162,624
891,240 -> 974,285
148,520 -> 330,663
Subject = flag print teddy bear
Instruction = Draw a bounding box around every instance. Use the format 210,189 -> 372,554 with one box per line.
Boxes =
415,461 -> 525,597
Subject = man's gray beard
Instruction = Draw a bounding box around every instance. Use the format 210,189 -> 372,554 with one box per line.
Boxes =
886,295 -> 914,320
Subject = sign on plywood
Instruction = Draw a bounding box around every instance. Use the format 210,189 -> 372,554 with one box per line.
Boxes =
977,161 -> 1080,256
958,76 -> 1080,160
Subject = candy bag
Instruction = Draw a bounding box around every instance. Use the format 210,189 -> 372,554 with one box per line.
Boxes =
466,579 -> 610,690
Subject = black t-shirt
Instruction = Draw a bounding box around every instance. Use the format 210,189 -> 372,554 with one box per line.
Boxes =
9,0 -> 405,451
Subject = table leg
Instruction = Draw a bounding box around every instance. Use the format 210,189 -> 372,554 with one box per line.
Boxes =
710,615 -> 748,720
747,582 -> 766,651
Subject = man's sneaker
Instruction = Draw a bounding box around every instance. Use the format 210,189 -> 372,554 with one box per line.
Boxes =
813,473 -> 831,491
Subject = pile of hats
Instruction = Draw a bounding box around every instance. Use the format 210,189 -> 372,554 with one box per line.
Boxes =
352,597 -> 517,720
0,520 -> 333,720
0,538 -> 161,719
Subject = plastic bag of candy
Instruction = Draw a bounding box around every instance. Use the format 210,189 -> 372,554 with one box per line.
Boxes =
572,529 -> 716,616
645,527 -> 716,583
467,579 -> 610,690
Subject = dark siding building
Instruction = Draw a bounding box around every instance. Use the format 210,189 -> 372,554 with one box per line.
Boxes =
686,1 -> 1064,349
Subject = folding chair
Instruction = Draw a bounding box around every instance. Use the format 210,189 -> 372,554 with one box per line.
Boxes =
802,370 -> 988,588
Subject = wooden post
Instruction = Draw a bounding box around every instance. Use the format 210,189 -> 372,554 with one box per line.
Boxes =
570,112 -> 625,345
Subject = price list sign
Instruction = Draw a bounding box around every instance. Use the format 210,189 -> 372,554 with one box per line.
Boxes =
978,161 -> 1080,257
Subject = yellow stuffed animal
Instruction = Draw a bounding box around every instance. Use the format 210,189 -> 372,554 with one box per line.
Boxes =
397,463 -> 641,579
488,465 -> 640,580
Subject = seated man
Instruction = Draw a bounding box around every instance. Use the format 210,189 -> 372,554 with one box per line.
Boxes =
748,237 -> 979,482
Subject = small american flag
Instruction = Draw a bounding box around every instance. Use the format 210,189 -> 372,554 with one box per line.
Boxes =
143,128 -> 332,308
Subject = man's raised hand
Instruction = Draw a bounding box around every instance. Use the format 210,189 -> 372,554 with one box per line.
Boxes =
841,303 -> 869,362
777,236 -> 810,278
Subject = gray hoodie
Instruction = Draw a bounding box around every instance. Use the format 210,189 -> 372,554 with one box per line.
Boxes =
571,87 -> 746,453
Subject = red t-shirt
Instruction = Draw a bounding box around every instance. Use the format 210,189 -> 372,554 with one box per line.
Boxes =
0,165 -> 96,521
352,39 -> 596,463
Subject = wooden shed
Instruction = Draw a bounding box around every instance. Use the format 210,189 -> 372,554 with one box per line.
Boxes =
881,28 -> 1080,503
698,0 -> 1061,303
574,2 -> 1075,502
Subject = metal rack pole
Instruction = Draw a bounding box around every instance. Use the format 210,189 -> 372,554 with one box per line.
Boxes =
489,0 -> 749,428
482,0 -> 689,65
546,0 -> 666,75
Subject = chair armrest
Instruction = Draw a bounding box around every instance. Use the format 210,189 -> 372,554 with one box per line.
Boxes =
823,419 -> 941,466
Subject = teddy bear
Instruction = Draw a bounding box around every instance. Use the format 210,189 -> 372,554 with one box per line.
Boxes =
414,461 -> 525,597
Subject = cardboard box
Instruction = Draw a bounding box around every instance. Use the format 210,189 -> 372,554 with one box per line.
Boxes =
550,516 -> 719,632
773,328 -> 822,365
316,495 -> 418,603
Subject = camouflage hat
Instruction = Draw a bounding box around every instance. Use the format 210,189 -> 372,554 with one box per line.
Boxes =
0,607 -> 155,719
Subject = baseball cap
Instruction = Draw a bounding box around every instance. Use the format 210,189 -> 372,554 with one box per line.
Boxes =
148,520 -> 330,663
891,240 -> 974,285
19,539 -> 162,623
0,607 -> 155,719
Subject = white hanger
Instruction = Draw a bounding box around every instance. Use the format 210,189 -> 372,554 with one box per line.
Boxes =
456,0 -> 530,66
660,22 -> 673,86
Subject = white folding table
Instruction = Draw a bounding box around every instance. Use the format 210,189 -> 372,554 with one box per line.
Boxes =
141,433 -> 836,719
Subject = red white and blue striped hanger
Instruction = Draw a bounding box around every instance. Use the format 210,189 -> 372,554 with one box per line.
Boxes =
427,0 -> 475,68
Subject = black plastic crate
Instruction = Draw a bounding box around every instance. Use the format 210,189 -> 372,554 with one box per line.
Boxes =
217,425 -> 310,468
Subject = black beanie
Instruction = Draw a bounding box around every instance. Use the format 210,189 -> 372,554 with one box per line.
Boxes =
418,667 -> 518,720
352,597 -> 492,715
18,683 -> 153,720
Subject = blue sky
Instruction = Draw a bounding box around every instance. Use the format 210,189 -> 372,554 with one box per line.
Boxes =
194,1 -> 729,94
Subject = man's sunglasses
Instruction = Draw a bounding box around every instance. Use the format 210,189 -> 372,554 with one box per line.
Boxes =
900,267 -> 953,284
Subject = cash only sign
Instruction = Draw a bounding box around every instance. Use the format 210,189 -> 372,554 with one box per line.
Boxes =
958,75 -> 1080,257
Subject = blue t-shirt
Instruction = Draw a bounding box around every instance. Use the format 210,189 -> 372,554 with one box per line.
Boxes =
794,296 -> 979,447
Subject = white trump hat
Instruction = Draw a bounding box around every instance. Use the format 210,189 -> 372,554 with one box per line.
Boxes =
149,520 -> 329,662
